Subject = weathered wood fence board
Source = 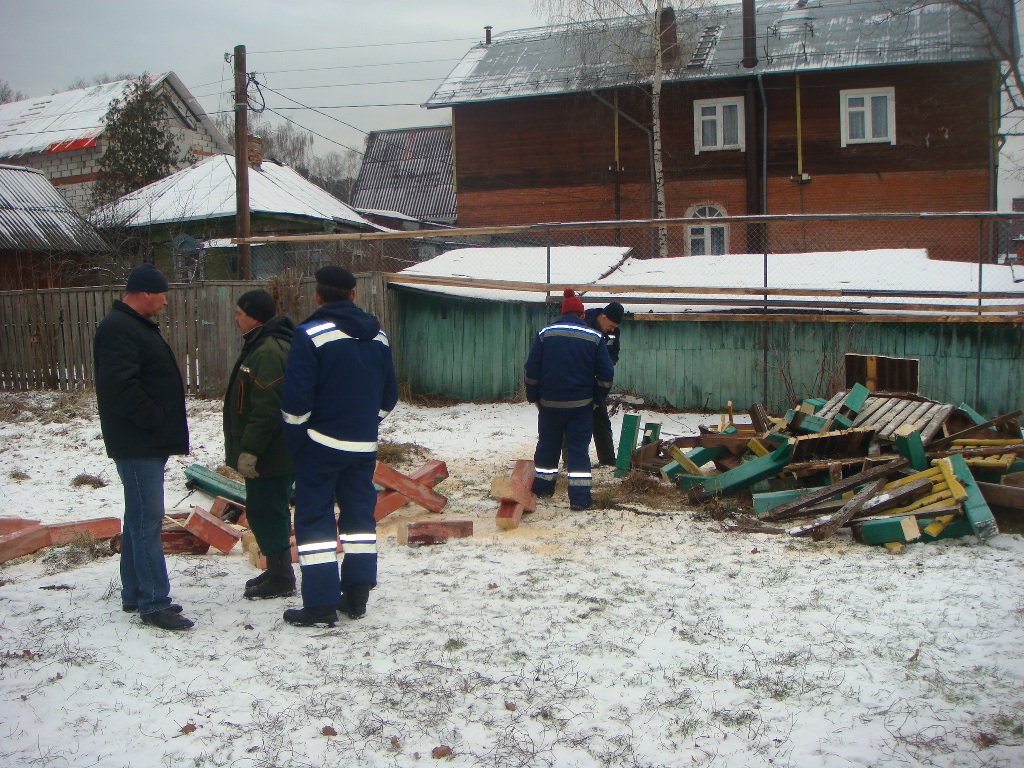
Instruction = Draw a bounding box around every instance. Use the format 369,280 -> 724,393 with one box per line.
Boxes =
0,273 -> 388,397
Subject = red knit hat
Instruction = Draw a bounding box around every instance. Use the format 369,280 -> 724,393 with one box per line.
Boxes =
561,289 -> 585,315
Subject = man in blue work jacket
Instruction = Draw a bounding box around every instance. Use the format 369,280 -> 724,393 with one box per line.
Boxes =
525,289 -> 615,510
280,266 -> 399,627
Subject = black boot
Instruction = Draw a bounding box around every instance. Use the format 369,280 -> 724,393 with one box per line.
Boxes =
283,606 -> 337,627
339,583 -> 371,619
244,550 -> 296,599
244,569 -> 270,590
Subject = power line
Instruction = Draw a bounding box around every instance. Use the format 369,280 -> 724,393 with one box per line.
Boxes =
247,37 -> 479,54
257,57 -> 462,76
263,106 -> 364,156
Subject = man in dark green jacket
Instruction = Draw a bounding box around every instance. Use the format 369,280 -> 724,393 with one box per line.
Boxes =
224,290 -> 296,599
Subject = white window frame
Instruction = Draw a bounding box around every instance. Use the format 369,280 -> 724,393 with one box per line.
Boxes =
840,87 -> 896,147
686,204 -> 728,256
693,97 -> 745,154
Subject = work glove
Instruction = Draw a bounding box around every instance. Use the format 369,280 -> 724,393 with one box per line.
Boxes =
236,452 -> 259,479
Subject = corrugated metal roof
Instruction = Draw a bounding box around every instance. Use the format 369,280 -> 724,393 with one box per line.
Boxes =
426,0 -> 1015,107
0,164 -> 109,252
0,72 -> 230,160
89,154 -> 382,231
351,126 -> 456,223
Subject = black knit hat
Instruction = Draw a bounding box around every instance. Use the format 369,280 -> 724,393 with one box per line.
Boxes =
603,302 -> 624,324
315,265 -> 356,291
237,289 -> 276,324
125,263 -> 169,293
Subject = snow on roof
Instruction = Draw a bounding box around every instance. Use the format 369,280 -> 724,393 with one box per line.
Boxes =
395,247 -> 1024,315
90,154 -> 380,231
585,249 -> 1024,314
0,164 -> 109,252
0,72 -> 229,160
393,246 -> 631,303
426,0 -> 1016,107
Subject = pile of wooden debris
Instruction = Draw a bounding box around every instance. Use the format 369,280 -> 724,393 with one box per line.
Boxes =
620,385 -> 1022,550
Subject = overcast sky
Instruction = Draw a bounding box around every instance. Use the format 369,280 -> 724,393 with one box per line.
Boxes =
0,0 -> 544,156
2,0 -> 1022,207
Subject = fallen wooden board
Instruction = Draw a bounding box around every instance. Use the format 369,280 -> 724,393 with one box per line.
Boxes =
373,462 -> 448,514
0,524 -> 52,564
397,520 -> 473,545
47,518 -> 121,545
760,458 -> 908,522
374,460 -> 449,521
496,460 -> 535,531
184,464 -> 246,504
185,506 -> 242,554
978,481 -> 1024,510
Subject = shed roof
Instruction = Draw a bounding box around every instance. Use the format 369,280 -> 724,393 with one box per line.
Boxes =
426,0 -> 1016,107
90,154 -> 381,231
392,245 -> 631,302
0,164 -> 109,252
0,72 -> 230,160
393,246 -> 1024,316
351,126 -> 456,224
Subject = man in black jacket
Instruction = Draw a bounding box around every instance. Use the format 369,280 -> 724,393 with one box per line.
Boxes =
584,302 -> 624,466
223,290 -> 296,600
93,264 -> 193,631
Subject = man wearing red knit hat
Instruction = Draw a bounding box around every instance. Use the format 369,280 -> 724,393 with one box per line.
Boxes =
523,289 -> 615,510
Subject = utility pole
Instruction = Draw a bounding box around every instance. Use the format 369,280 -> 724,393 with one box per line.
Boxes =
233,44 -> 251,280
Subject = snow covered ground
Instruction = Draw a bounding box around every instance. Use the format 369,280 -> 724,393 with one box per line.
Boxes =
1,392 -> 1023,768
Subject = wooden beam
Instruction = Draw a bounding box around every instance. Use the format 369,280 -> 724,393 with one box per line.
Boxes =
373,462 -> 448,514
397,520 -> 473,546
760,458 -> 908,522
375,460 -> 448,521
927,410 -> 1023,451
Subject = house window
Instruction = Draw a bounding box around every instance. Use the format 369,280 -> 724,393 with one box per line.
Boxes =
840,87 -> 896,146
688,204 -> 727,256
694,97 -> 744,153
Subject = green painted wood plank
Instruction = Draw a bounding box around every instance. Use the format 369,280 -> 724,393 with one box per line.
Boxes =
895,432 -> 929,471
947,453 -> 999,541
615,414 -> 641,478
687,443 -> 794,501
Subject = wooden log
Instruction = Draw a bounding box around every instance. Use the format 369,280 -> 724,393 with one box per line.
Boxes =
184,506 -> 242,554
374,460 -> 448,521
397,520 -> 473,545
373,461 -> 448,514
761,458 -> 908,522
0,524 -> 52,564
47,517 -> 121,545
496,460 -> 535,530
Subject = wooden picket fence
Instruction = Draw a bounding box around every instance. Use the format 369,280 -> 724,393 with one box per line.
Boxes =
0,273 -> 390,397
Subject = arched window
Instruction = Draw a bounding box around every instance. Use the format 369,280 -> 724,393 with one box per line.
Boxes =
687,204 -> 727,256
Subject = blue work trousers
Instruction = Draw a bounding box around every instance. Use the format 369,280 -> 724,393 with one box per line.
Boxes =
292,442 -> 378,609
532,405 -> 593,508
113,456 -> 172,614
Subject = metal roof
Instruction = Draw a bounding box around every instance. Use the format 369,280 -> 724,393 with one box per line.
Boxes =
351,126 -> 456,224
426,0 -> 1016,107
0,72 -> 230,160
0,164 -> 109,252
89,153 -> 382,231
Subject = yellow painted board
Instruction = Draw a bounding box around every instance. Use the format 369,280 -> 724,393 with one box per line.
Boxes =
950,439 -> 1022,447
932,457 -> 969,502
885,467 -> 941,489
668,446 -> 704,477
922,514 -> 956,536
885,489 -> 953,516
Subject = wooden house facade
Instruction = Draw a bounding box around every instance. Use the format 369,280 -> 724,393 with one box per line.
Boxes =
426,0 -> 1018,261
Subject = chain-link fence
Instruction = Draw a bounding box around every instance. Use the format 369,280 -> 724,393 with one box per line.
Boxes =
240,212 -> 1024,318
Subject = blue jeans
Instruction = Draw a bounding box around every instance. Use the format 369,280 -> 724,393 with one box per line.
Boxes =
114,457 -> 172,614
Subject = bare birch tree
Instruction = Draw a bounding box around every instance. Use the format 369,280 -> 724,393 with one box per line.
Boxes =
534,0 -> 690,256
